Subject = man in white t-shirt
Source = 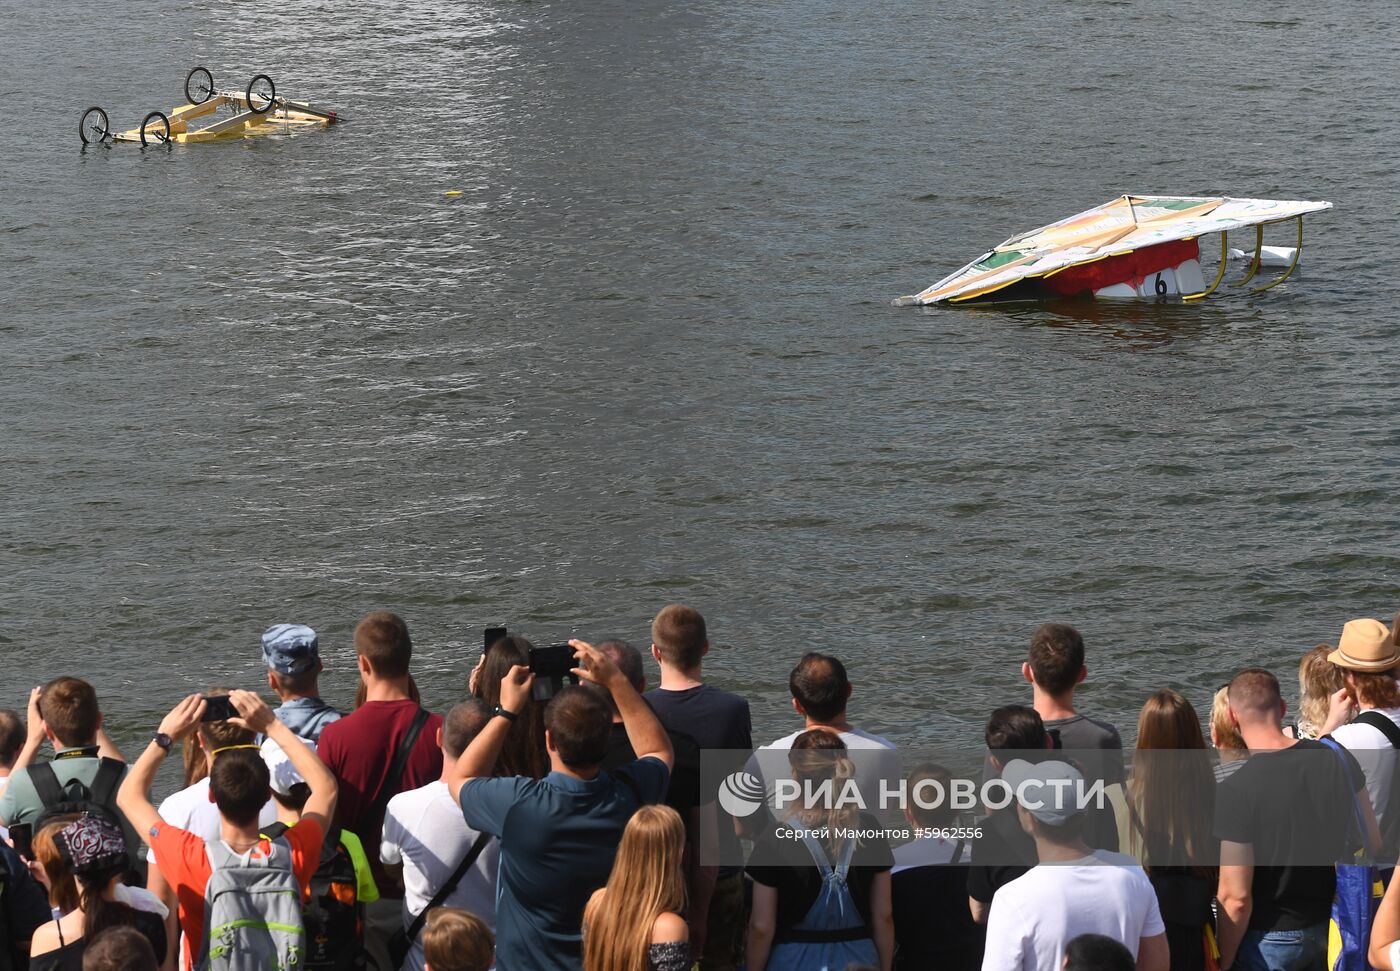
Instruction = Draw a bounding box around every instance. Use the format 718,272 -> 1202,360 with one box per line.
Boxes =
982,759 -> 1167,971
745,653 -> 901,828
1326,618 -> 1400,835
381,698 -> 500,971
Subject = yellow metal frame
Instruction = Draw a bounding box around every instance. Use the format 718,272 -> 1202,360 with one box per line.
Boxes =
1251,215 -> 1305,293
1182,232 -> 1229,301
1230,224 -> 1266,287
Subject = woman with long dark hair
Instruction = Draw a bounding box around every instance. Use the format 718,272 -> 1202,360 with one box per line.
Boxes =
29,816 -> 167,970
746,730 -> 894,971
1126,689 -> 1216,971
469,634 -> 549,779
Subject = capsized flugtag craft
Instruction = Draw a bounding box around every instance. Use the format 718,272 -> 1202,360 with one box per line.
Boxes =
79,66 -> 339,147
895,195 -> 1332,306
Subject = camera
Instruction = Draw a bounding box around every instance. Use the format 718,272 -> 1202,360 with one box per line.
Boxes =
528,644 -> 580,701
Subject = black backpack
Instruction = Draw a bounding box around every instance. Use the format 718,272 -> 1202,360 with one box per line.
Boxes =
29,758 -> 126,834
261,822 -> 367,971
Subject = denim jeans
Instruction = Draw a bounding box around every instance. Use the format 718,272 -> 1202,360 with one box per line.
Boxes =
1233,922 -> 1328,971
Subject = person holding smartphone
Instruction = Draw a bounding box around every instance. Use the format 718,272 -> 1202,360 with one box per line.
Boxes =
447,639 -> 674,971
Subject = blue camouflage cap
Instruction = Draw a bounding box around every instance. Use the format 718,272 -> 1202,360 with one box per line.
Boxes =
261,624 -> 320,675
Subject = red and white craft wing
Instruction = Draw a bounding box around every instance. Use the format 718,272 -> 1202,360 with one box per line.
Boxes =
898,195 -> 1331,305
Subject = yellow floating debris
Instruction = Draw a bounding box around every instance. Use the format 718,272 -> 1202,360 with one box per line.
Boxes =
444,190 -> 464,197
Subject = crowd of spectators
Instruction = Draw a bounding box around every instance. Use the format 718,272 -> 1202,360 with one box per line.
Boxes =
1,606 -> 1399,971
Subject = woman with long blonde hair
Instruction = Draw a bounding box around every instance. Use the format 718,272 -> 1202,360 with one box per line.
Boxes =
582,804 -> 689,971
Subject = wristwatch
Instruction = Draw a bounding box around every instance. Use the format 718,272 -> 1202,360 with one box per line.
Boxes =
491,705 -> 519,723
151,732 -> 173,752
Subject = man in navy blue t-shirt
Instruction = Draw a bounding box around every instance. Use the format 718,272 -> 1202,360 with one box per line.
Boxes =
449,639 -> 673,971
643,604 -> 752,971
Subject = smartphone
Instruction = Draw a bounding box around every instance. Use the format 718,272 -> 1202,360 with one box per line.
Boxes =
528,644 -> 575,680
484,626 -> 508,650
200,695 -> 238,722
9,824 -> 32,861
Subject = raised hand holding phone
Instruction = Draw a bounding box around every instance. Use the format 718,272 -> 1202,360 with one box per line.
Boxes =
569,639 -> 623,690
157,694 -> 207,742
499,665 -> 535,714
226,689 -> 276,735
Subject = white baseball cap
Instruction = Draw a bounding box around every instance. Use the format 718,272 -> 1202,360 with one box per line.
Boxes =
998,758 -> 1087,826
260,736 -> 314,796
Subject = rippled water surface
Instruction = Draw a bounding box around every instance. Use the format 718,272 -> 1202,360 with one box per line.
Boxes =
5,0 -> 1400,748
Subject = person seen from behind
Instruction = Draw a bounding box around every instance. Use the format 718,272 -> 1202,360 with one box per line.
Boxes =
80,926 -> 158,971
968,705 -> 1118,922
1214,666 -> 1377,971
261,735 -> 380,971
1324,617 -> 1400,855
890,762 -> 981,970
469,633 -> 550,779
0,815 -> 69,967
381,699 -> 499,971
447,639 -> 673,971
144,686 -> 277,969
0,679 -> 137,865
643,603 -> 752,971
1294,643 -> 1351,740
980,759 -> 1167,971
422,907 -> 495,971
318,611 -> 443,971
747,652 -> 900,832
583,804 -> 690,971
1123,689 -> 1216,971
260,624 -> 342,742
29,815 -> 167,970
0,708 -> 25,804
117,690 -> 337,969
1210,686 -> 1249,782
1022,623 -> 1124,789
745,730 -> 894,971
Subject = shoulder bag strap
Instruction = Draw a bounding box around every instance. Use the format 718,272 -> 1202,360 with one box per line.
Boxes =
798,830 -> 834,880
1321,736 -> 1374,859
834,830 -> 858,880
1355,711 -> 1400,750
403,831 -> 492,944
28,763 -> 63,809
261,821 -> 290,841
368,708 -> 431,825
89,758 -> 124,805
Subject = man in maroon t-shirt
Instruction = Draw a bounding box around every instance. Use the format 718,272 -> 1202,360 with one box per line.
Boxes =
318,610 -> 442,970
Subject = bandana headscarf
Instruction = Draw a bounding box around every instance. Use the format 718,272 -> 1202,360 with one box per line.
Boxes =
55,816 -> 127,876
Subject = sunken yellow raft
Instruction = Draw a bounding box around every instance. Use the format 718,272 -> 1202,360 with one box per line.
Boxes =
80,67 -> 339,147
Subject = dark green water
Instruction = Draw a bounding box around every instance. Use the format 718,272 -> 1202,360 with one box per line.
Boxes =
4,0 -> 1398,750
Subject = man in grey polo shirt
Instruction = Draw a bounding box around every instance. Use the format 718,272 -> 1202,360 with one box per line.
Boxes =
261,623 -> 342,742
448,639 -> 674,971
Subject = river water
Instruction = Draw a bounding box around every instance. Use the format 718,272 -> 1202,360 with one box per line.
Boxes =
4,0 -> 1399,751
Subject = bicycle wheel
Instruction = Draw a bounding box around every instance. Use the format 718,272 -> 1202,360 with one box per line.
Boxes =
79,106 -> 110,145
246,74 -> 276,113
140,110 -> 171,146
185,66 -> 215,104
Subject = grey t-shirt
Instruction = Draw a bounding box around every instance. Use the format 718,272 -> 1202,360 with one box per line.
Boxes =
1045,713 -> 1124,785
